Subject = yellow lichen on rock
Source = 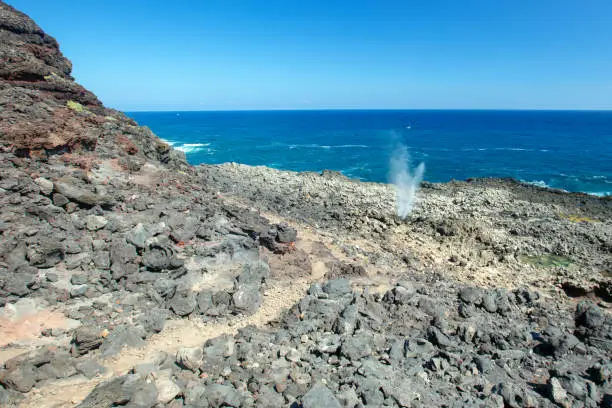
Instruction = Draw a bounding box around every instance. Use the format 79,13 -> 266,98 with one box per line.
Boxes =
561,213 -> 597,223
66,100 -> 86,113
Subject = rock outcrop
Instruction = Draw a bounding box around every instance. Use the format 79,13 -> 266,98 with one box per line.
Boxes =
0,2 -> 187,166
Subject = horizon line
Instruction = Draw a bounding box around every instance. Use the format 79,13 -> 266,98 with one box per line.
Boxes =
123,107 -> 612,113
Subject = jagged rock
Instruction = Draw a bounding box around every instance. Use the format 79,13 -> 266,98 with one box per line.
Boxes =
86,215 -> 107,231
256,385 -> 284,407
34,177 -> 53,195
154,372 -> 181,404
197,290 -> 213,314
276,222 -> 297,243
71,274 -> 88,285
38,354 -> 77,380
576,300 -> 606,329
548,377 -> 569,405
76,377 -> 130,408
232,285 -> 261,314
26,239 -> 63,268
142,243 -> 182,271
54,179 -> 112,208
140,308 -> 168,334
0,365 -> 35,393
52,193 -> 69,207
92,251 -> 110,269
70,284 -> 88,297
340,331 -> 372,360
99,325 -> 146,358
128,382 -> 158,408
459,287 -> 483,305
109,240 -> 138,279
176,347 -> 203,373
153,278 -> 177,299
205,384 -> 241,407
3,273 -> 34,296
0,386 -> 24,406
125,224 -> 150,249
392,283 -> 416,304
236,260 -> 269,285
72,325 -> 104,356
75,359 -> 106,379
169,290 -> 197,316
301,383 -> 342,408
322,279 -> 351,297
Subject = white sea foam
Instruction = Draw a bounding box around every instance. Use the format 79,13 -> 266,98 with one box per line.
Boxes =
463,147 -> 549,152
586,191 -> 612,197
288,144 -> 369,150
521,180 -> 572,193
175,143 -> 213,154
524,180 -> 550,188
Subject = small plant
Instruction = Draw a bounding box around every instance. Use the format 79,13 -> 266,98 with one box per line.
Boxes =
156,139 -> 171,153
66,100 -> 85,113
560,213 -> 597,223
519,254 -> 572,268
44,72 -> 58,81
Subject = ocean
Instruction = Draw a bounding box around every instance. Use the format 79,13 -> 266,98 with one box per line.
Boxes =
128,110 -> 612,196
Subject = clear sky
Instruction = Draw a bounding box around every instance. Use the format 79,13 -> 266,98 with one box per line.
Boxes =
9,0 -> 612,111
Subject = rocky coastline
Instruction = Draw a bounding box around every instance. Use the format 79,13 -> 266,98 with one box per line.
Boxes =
1,2 -> 611,407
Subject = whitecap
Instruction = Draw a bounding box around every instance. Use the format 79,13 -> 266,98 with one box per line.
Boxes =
522,180 -> 551,188
585,191 -> 612,197
173,142 -> 213,154
288,144 -> 368,150
175,146 -> 200,153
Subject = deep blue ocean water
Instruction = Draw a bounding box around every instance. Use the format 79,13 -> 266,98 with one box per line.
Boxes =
128,110 -> 612,196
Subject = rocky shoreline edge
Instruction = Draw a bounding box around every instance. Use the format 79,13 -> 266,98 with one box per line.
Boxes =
1,2 -> 611,407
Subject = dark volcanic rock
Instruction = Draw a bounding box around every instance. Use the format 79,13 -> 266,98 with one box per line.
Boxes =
302,383 -> 342,408
169,290 -> 197,316
71,325 -> 104,356
76,377 -> 130,408
0,365 -> 36,393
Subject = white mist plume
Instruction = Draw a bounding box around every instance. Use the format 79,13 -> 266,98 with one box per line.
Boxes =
389,144 -> 425,219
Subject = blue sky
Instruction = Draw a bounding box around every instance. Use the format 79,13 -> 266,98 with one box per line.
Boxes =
10,0 -> 612,111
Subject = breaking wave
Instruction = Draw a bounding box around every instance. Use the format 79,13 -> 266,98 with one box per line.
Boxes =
522,180 -> 554,189
463,147 -> 550,152
174,143 -> 212,154
586,191 -> 612,197
288,144 -> 369,150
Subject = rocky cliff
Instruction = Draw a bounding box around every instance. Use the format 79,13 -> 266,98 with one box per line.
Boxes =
0,2 -> 187,165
